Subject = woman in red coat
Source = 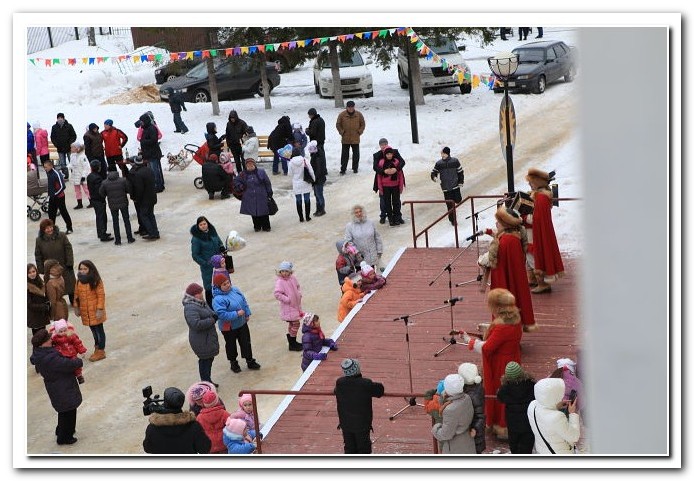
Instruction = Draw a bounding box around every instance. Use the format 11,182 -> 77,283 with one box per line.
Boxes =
524,168 -> 565,293
461,288 -> 522,441
486,206 -> 537,332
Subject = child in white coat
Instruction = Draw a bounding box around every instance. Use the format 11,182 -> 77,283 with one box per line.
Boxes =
69,142 -> 91,209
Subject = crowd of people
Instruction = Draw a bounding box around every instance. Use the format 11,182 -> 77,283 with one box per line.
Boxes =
27,100 -> 573,455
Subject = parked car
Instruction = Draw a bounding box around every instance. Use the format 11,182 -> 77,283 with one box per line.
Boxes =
159,57 -> 281,103
313,49 -> 373,98
494,40 -> 577,94
397,38 -> 472,94
154,58 -> 204,84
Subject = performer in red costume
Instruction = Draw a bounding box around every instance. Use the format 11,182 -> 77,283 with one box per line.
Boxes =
460,288 -> 523,440
484,206 -> 537,332
524,168 -> 565,294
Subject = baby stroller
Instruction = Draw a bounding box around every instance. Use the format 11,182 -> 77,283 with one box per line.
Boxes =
27,171 -> 50,221
186,142 -> 209,190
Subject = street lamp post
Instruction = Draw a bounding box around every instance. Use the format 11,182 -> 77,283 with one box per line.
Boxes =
488,52 -> 519,195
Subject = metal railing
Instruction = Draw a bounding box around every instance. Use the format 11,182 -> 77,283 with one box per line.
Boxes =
238,389 -> 437,454
403,195 -> 582,248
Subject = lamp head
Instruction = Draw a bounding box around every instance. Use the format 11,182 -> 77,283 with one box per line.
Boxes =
488,52 -> 519,79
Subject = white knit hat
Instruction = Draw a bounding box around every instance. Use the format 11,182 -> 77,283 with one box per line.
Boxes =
556,358 -> 576,374
457,363 -> 482,385
443,374 -> 465,396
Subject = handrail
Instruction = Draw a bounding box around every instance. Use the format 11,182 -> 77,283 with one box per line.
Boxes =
238,389 -> 434,454
403,195 -> 582,248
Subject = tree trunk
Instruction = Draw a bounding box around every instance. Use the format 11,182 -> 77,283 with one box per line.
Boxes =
259,54 -> 272,110
407,43 -> 425,106
328,42 -> 344,108
205,57 -> 220,116
87,27 -> 96,47
207,30 -> 220,115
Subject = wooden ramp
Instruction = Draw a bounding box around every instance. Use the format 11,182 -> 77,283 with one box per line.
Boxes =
259,245 -> 581,454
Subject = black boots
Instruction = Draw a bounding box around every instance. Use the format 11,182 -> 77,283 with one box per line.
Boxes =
305,200 -> 311,222
297,202 -> 312,222
286,334 -> 302,351
74,199 -> 83,209
296,204 -> 304,222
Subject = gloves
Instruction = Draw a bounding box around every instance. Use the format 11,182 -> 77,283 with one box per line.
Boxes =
95,309 -> 104,321
430,173 -> 437,182
327,339 -> 338,351
314,352 -> 328,361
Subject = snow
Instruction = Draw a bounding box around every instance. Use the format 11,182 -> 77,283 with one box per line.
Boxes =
19,27 -> 582,460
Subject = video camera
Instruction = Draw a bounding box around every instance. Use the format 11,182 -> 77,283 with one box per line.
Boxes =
142,385 -> 167,416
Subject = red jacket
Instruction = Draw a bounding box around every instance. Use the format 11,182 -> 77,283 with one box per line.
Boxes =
50,328 -> 87,359
490,233 -> 535,328
481,321 -> 522,428
101,127 -> 128,157
195,404 -> 230,454
529,191 -> 564,277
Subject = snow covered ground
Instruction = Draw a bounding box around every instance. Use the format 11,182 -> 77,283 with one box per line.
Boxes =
19,26 -> 582,459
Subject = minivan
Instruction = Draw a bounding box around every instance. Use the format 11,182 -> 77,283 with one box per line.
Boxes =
397,38 -> 472,94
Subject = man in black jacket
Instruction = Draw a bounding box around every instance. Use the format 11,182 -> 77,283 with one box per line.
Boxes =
86,160 -> 113,242
267,116 -> 293,175
430,146 -> 465,224
30,328 -> 83,446
143,387 -> 211,454
50,112 -> 76,180
202,154 -> 231,200
128,156 -> 160,240
138,113 -> 165,192
334,358 -> 384,454
43,159 -> 73,234
225,110 -> 248,173
306,107 -> 326,158
167,87 -> 189,134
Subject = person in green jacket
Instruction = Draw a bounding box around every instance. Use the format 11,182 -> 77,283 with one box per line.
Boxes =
190,216 -> 225,306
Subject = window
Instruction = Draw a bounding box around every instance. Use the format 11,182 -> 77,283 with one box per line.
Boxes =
554,44 -> 567,57
547,48 -> 557,60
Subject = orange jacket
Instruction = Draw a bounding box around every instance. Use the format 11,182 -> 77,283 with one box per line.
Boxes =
337,278 -> 364,322
73,279 -> 107,326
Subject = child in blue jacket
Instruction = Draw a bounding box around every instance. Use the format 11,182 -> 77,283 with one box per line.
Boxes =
223,418 -> 256,454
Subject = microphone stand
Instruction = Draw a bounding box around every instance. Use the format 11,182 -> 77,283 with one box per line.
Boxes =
390,303 -> 459,421
428,239 -> 479,358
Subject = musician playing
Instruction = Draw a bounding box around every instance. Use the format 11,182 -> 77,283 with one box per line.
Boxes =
479,207 -> 537,332
523,168 -> 564,294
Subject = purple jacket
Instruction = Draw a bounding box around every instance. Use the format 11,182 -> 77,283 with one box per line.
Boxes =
300,323 -> 333,371
235,168 -> 273,217
274,275 -> 302,321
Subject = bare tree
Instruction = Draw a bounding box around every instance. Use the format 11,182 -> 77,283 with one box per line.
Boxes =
328,41 -> 344,108
87,27 -> 96,47
206,29 -> 220,116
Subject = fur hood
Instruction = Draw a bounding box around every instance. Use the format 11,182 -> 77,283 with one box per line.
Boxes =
38,224 -> 62,240
28,281 -> 45,297
534,378 -> 565,410
148,411 -> 197,427
181,293 -> 208,308
189,222 -> 219,241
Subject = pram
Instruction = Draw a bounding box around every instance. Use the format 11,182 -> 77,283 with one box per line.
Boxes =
26,171 -> 50,221
185,142 -> 209,190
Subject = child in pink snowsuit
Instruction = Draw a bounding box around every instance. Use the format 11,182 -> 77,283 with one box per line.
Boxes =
273,261 -> 304,351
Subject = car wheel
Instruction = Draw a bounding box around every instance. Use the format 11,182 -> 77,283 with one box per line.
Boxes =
194,89 -> 210,103
166,74 -> 177,82
398,68 -> 408,89
364,90 -> 374,98
459,83 -> 472,94
533,75 -> 546,94
256,81 -> 273,97
564,66 -> 576,83
194,177 -> 204,189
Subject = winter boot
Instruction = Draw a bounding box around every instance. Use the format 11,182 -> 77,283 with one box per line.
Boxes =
287,334 -> 302,351
305,200 -> 311,222
89,348 -> 106,362
493,425 -> 508,440
527,269 -> 538,288
74,199 -> 83,210
296,204 -> 304,222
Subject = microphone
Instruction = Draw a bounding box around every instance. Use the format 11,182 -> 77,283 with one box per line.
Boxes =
466,230 -> 484,241
444,296 -> 464,305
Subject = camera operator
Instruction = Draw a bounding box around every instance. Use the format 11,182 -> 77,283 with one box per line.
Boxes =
143,387 -> 211,454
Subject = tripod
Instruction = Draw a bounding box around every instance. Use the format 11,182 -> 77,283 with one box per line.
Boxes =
429,239 -> 481,357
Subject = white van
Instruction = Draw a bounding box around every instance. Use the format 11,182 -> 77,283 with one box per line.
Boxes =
397,38 -> 472,94
313,49 -> 374,98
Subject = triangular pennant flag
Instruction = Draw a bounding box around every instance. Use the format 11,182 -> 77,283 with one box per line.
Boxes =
265,44 -> 274,52
312,38 -> 321,45
82,58 -> 88,64
297,40 -> 305,48
241,46 -> 249,54
355,32 -> 363,39
473,74 -> 480,88
281,42 -> 289,50
96,57 -> 104,64
319,37 -> 328,44
45,59 -> 51,66
193,50 -> 202,58
88,58 -> 94,65
305,38 -> 313,45
346,34 -> 354,40
273,43 -> 281,51
371,31 -> 379,38
338,35 -> 346,43
170,53 -> 177,61
140,55 -> 148,63
147,54 -> 154,61
388,28 -> 396,36
185,51 -> 194,60
363,32 -> 372,39
29,59 -> 35,65
154,54 -> 162,62
379,29 -> 388,38
329,36 -> 337,42
257,44 -> 265,53
233,47 -> 241,56
250,45 -> 258,54
68,58 -> 76,65
52,58 -> 60,65
202,50 -> 210,58
289,41 -> 296,49
210,49 -> 218,57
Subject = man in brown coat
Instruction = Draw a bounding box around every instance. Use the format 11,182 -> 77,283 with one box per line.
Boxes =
335,101 -> 366,175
